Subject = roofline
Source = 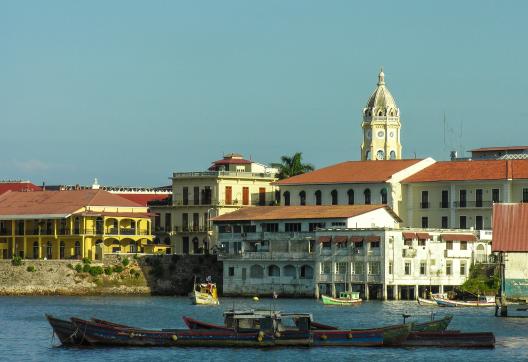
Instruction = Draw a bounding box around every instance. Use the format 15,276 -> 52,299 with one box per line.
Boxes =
0,214 -> 71,220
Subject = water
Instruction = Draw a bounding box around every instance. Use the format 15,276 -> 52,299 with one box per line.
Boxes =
0,296 -> 527,362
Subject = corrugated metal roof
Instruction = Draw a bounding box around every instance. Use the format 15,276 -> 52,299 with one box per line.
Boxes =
492,203 -> 528,252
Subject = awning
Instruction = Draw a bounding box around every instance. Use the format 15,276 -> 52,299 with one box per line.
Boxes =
402,232 -> 416,240
318,236 -> 332,243
441,234 -> 477,242
416,232 -> 430,241
334,236 -> 348,244
350,236 -> 364,243
365,235 -> 381,242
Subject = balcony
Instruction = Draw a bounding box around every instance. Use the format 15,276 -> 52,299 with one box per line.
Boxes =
453,201 -> 494,208
419,202 -> 430,209
318,274 -> 332,282
439,201 -> 450,208
172,171 -> 276,179
220,251 -> 312,261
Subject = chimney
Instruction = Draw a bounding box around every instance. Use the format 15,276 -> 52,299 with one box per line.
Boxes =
450,151 -> 458,161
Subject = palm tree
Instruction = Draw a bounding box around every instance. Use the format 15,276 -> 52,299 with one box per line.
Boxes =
271,152 -> 315,180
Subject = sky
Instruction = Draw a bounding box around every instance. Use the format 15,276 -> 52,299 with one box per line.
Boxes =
1,1 -> 527,186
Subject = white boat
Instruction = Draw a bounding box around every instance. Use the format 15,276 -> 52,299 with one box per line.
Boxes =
417,293 -> 448,306
433,295 -> 495,308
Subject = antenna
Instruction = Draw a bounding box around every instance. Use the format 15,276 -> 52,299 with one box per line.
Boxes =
443,112 -> 446,148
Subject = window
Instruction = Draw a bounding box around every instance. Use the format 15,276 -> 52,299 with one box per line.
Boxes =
492,188 -> 500,203
336,262 -> 347,274
446,261 -> 452,276
347,189 -> 354,205
331,190 -> 338,205
460,261 -> 466,275
404,237 -> 412,247
364,189 -> 371,204
446,241 -> 453,250
460,216 -> 467,229
59,241 -> 65,259
418,238 -> 426,247
390,150 -> 396,160
368,262 -> 380,275
258,187 -> 266,206
182,213 -> 189,231
420,261 -> 426,275
476,189 -> 483,207
183,187 -> 189,205
421,191 -> 429,208
285,223 -> 301,232
388,262 -> 393,275
283,191 -> 290,206
193,186 -> 200,205
46,241 -> 53,259
164,213 -> 172,231
353,262 -> 364,275
228,267 -> 235,277
309,222 -> 325,232
263,223 -> 279,232
268,265 -> 280,277
441,216 -> 448,229
321,262 -> 332,274
421,217 -> 428,228
441,190 -> 449,208
315,190 -> 322,205
299,191 -> 306,206
370,241 -> 380,248
380,188 -> 388,204
74,241 -> 81,258
476,216 -> 483,230
404,261 -> 411,275
459,190 -> 467,207
193,213 -> 199,231
460,241 -> 467,250
354,241 -> 364,249
300,265 -> 313,279
250,265 -> 264,279
242,225 -> 256,233
225,186 -> 232,205
202,186 -> 212,205
523,188 -> 528,203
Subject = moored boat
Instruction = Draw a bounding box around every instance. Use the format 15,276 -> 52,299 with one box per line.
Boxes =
46,314 -> 88,346
433,296 -> 495,308
312,329 -> 384,347
321,292 -> 362,306
417,297 -> 438,306
190,277 -> 219,305
411,315 -> 452,332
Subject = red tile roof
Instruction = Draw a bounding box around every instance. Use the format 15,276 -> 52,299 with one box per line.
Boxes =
115,193 -> 170,207
275,159 -> 423,185
403,159 -> 528,183
0,189 -> 143,217
0,182 -> 41,195
492,203 -> 528,252
212,205 -> 401,222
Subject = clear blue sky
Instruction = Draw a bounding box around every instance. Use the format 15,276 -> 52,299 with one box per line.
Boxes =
1,1 -> 526,186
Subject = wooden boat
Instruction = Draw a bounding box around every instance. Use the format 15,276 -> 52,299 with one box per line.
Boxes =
411,315 -> 452,332
191,278 -> 219,305
417,293 -> 448,306
402,331 -> 495,348
46,314 -> 88,346
311,329 -> 384,347
321,292 -> 362,306
71,313 -> 313,348
433,296 -> 495,308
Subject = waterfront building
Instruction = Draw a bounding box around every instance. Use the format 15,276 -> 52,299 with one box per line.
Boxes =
470,146 -> 528,160
402,159 -> 528,230
149,153 -> 278,255
315,227 -> 491,300
0,189 -> 155,260
213,205 -> 401,297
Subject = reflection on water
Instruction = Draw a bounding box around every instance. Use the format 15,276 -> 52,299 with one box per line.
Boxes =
1,296 -> 528,361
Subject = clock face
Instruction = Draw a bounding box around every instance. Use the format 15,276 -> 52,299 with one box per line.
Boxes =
377,130 -> 384,138
377,150 -> 385,160
390,131 -> 394,138
366,130 -> 372,139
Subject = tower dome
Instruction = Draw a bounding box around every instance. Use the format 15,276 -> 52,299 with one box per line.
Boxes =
365,68 -> 398,113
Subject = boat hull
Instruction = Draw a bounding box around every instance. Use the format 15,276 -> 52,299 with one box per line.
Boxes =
312,329 -> 384,347
46,315 -> 88,346
417,297 -> 438,306
402,331 -> 495,348
321,294 -> 362,306
434,297 -> 495,308
192,291 -> 220,305
412,315 -> 452,332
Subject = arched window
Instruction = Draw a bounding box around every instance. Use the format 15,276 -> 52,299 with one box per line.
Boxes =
59,241 -> 65,259
95,217 -> 103,234
364,189 -> 371,205
283,191 -> 290,206
46,241 -> 53,259
347,189 -> 354,205
476,244 -> 486,263
381,188 -> 388,204
378,110 -> 383,116
250,265 -> 264,279
315,190 -> 322,205
390,150 -> 396,160
283,265 -> 296,278
300,265 -> 314,279
74,241 -> 81,259
268,265 -> 280,277
299,191 -> 306,206
33,241 -> 39,259
129,240 -> 137,253
331,190 -> 338,205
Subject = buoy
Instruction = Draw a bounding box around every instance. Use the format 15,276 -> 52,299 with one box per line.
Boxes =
257,331 -> 265,342
347,332 -> 353,339
171,334 -> 178,342
320,334 -> 327,340
253,296 -> 259,302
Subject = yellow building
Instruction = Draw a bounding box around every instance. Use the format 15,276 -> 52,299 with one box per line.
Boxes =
0,189 -> 156,260
149,153 -> 277,254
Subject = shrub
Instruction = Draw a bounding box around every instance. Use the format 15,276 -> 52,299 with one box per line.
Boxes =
122,257 -> 129,267
133,254 -> 139,260
26,265 -> 36,272
67,263 -> 74,270
82,264 -> 91,273
74,264 -> 83,273
82,257 -> 91,265
113,265 -> 124,273
11,256 -> 23,266
104,266 -> 113,276
89,266 -> 103,277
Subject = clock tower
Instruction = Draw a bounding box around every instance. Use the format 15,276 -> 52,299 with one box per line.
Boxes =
361,69 -> 402,160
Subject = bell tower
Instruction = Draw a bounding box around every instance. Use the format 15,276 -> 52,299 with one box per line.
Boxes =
361,69 -> 402,160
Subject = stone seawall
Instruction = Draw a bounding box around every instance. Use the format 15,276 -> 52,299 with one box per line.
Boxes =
0,255 -> 222,296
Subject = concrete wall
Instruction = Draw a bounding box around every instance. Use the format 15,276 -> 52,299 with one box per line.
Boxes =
504,252 -> 528,299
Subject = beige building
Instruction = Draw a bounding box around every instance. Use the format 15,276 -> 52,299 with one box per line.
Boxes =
361,69 -> 402,161
150,154 -> 277,254
402,159 -> 528,230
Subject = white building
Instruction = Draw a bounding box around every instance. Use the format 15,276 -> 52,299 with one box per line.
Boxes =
213,205 -> 401,297
315,228 -> 492,300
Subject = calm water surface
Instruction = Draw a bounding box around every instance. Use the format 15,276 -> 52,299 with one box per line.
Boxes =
1,296 -> 527,361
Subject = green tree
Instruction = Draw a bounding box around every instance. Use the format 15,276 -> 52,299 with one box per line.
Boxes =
271,152 -> 314,180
